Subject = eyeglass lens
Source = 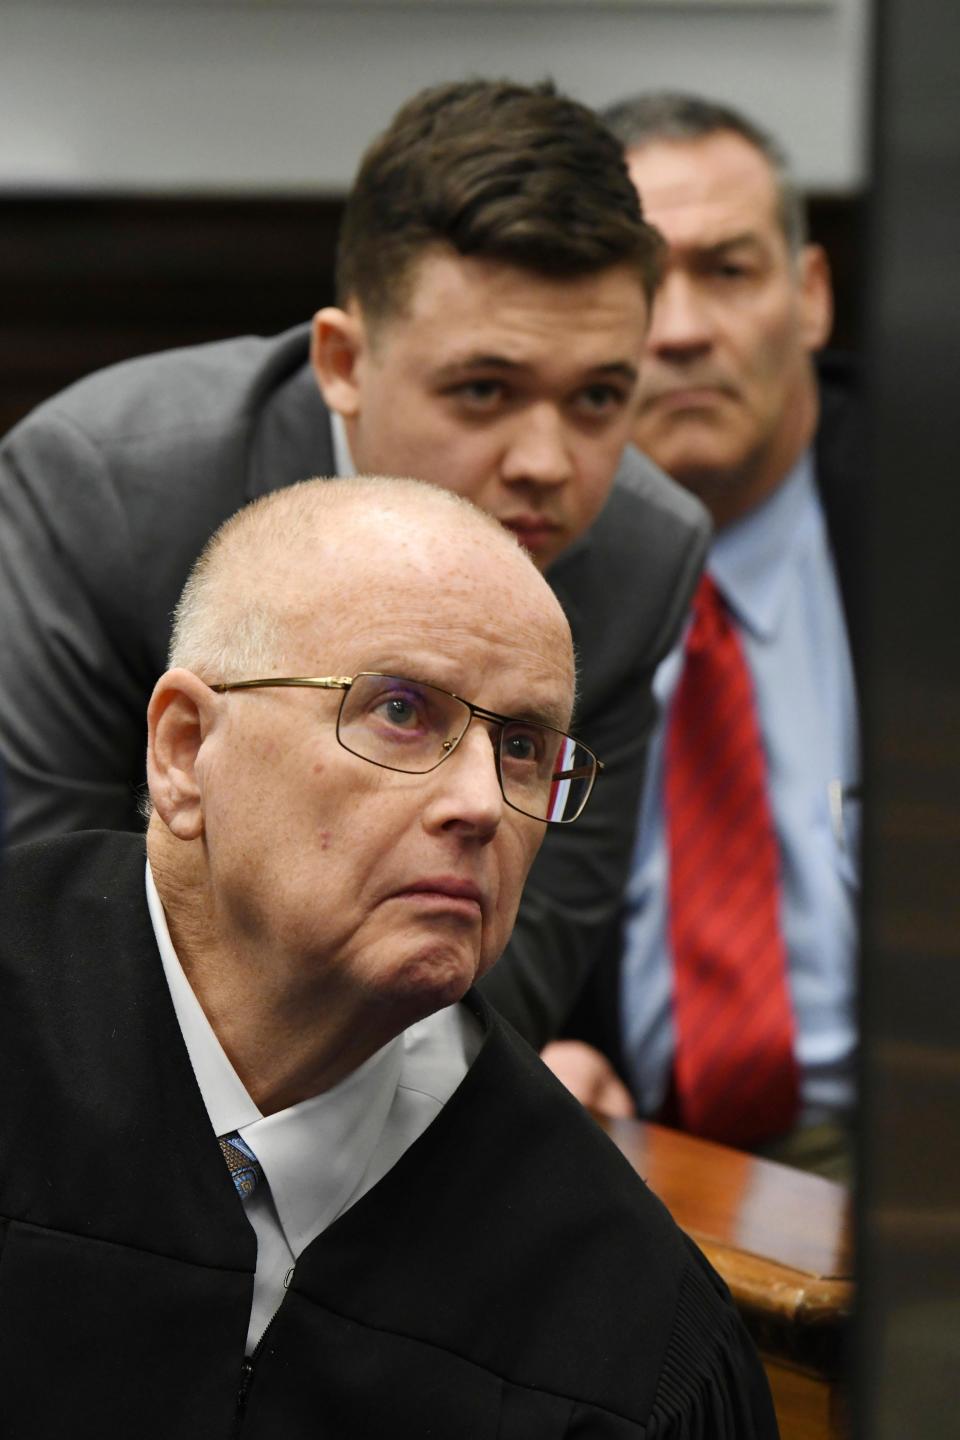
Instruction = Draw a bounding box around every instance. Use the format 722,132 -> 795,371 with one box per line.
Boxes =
337,674 -> 594,823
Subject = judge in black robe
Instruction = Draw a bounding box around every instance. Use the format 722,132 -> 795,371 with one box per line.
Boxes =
0,830 -> 777,1439
0,477 -> 776,1439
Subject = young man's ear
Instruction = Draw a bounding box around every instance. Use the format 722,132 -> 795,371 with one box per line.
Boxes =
146,669 -> 218,841
798,243 -> 834,352
311,305 -> 366,418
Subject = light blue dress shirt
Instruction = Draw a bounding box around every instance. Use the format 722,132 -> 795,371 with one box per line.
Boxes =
620,455 -> 859,1125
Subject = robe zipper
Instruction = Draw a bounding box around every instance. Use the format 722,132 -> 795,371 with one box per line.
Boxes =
235,1267 -> 295,1429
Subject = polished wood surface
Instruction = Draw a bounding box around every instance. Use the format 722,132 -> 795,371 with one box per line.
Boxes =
599,1115 -> 852,1277
597,1115 -> 853,1439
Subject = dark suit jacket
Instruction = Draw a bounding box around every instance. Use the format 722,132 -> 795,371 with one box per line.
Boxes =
0,325 -> 710,1048
565,355 -> 863,1082
814,352 -> 862,678
0,830 -> 778,1440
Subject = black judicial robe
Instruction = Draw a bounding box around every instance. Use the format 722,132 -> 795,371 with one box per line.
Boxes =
0,832 -> 778,1439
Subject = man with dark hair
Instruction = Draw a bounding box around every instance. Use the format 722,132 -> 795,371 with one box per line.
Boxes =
0,477 -> 777,1437
337,80 -> 664,318
545,93 -> 859,1179
0,79 -> 707,1045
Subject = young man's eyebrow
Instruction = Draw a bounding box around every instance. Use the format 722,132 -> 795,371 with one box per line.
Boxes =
432,354 -> 526,382
589,361 -> 640,385
432,356 -> 638,384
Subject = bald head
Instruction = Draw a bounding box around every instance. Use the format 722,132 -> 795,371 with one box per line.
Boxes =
169,475 -> 571,691
146,475 -> 577,1104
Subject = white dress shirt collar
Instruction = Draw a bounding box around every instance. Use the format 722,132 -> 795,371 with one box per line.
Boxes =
330,409 -> 356,478
146,861 -> 409,1258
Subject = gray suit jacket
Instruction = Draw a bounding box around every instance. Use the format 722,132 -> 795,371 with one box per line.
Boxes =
0,325 -> 709,1045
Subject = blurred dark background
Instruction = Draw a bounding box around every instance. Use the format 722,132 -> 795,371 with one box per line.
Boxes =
855,0 -> 960,1433
0,190 -> 864,435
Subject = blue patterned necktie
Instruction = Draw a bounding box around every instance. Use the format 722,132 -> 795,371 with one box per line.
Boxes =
218,1132 -> 264,1199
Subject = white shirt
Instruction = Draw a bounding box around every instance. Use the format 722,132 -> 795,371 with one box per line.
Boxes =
330,409 -> 355,477
145,862 -> 482,1353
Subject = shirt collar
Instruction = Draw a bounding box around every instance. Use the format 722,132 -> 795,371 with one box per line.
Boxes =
145,860 -> 407,1256
247,1035 -> 405,1254
709,451 -> 819,641
147,859 -> 261,1134
330,410 -> 355,478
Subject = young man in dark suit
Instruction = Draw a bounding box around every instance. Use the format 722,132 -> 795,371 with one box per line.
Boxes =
0,78 -> 708,1048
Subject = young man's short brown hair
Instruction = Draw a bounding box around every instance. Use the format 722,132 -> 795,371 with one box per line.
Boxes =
336,78 -> 664,326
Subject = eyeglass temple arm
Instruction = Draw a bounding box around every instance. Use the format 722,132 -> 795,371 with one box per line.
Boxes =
552,759 -> 604,782
209,677 -> 353,693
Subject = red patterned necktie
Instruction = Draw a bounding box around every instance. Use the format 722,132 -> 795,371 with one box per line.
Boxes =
664,574 -> 799,1148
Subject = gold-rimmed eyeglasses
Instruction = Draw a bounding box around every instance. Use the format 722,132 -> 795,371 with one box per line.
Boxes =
209,672 -> 602,825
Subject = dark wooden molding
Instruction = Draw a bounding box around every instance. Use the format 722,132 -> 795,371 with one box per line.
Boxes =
0,193 -> 342,434
0,190 -> 865,434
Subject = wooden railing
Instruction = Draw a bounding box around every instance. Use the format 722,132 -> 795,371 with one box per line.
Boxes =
597,1116 -> 853,1440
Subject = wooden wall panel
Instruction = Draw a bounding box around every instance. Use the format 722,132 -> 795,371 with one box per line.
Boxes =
0,195 -> 341,434
0,191 -> 863,435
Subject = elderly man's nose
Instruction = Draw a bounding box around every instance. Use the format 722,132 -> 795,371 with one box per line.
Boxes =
424,726 -> 504,839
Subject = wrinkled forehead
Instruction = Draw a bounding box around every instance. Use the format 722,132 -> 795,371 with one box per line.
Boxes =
282,518 -> 576,721
627,134 -> 782,250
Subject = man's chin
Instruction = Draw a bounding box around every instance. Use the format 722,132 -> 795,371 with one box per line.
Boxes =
637,427 -> 749,490
370,944 -> 482,1022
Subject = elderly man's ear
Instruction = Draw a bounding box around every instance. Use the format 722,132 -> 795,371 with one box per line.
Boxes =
147,669 -> 217,840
